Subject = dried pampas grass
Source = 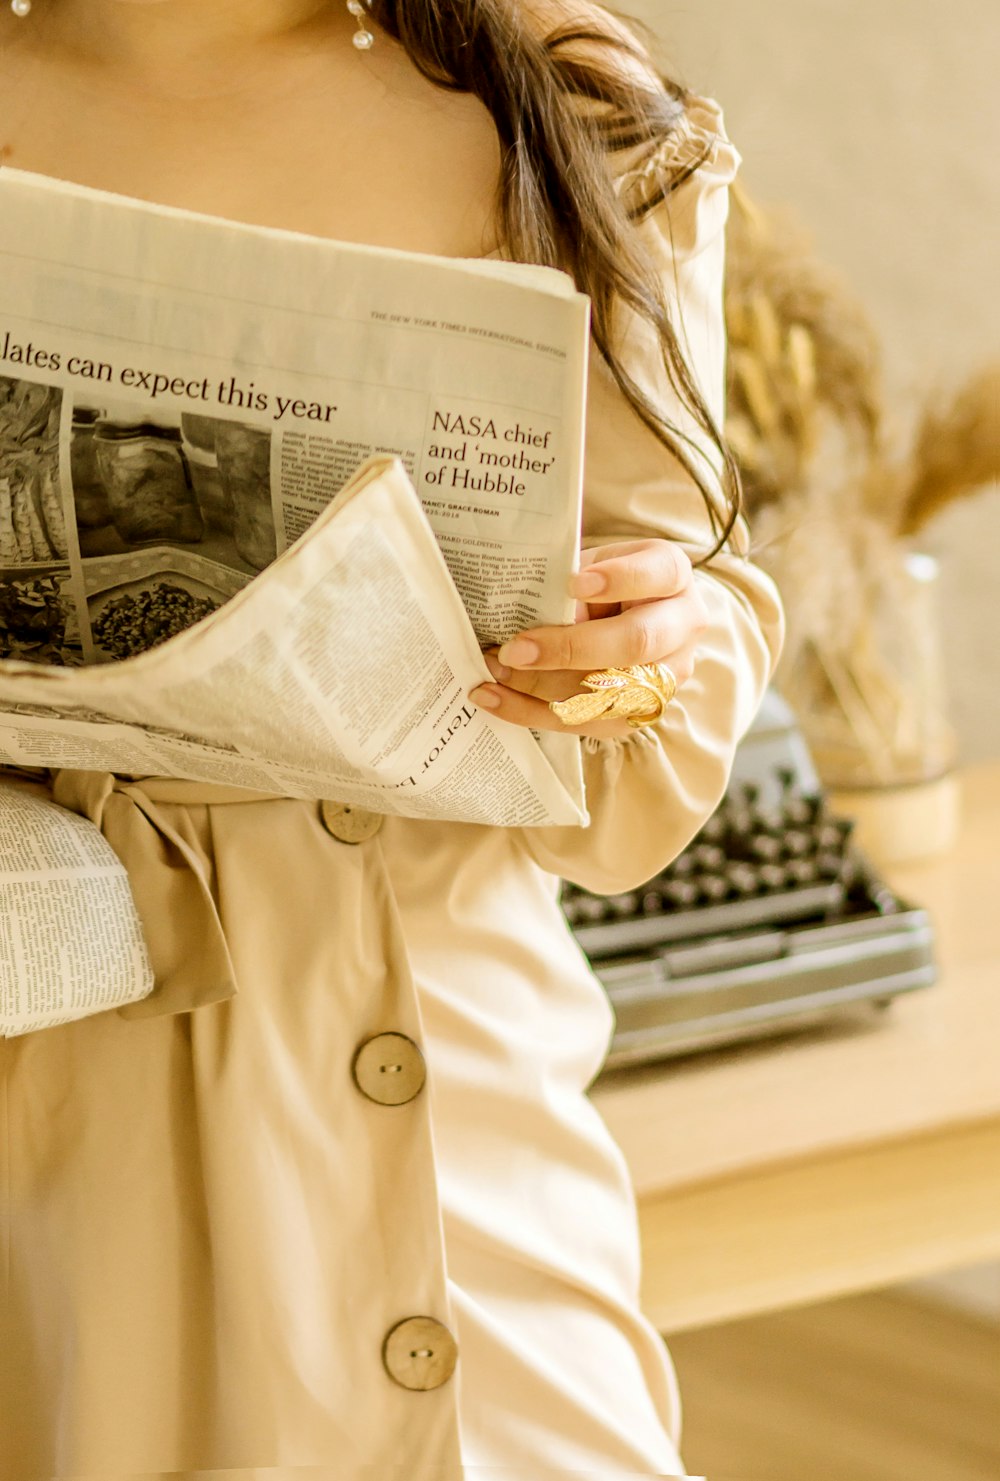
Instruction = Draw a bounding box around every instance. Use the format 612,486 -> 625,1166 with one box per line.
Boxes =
894,367 -> 1000,535
724,183 -> 883,512
723,188 -> 997,787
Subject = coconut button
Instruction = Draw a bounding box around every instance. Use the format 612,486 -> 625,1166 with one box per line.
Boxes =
352,1033 -> 427,1106
382,1317 -> 458,1391
319,801 -> 383,844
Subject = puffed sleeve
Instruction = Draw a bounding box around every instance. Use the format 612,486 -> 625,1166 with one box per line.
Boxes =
521,96 -> 785,893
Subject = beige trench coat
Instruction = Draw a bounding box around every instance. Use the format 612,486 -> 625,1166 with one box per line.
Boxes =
0,99 -> 783,1481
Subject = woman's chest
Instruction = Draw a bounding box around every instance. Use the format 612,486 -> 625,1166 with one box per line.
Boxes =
0,40 -> 501,257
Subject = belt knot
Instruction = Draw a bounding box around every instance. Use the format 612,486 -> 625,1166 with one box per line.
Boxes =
51,770 -> 238,1021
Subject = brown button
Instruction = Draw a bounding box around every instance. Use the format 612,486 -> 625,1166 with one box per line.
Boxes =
319,801 -> 382,844
382,1316 -> 458,1391
352,1033 -> 426,1106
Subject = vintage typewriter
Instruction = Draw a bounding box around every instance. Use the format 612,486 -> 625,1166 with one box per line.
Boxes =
561,690 -> 937,1069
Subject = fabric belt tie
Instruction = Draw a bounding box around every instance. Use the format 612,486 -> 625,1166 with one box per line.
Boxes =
50,770 -> 242,1021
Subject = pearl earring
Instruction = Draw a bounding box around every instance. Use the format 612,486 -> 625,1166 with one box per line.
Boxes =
8,0 -> 376,39
346,0 -> 375,50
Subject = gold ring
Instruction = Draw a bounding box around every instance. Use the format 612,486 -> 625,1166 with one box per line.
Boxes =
549,662 -> 679,729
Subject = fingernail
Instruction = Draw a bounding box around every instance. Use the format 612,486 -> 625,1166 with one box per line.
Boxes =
485,653 -> 513,682
498,638 -> 539,667
470,685 -> 502,709
573,568 -> 606,598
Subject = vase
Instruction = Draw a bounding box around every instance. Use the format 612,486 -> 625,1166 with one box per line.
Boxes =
780,549 -> 959,864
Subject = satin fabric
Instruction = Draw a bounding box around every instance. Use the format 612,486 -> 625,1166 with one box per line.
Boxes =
1,97 -> 782,1479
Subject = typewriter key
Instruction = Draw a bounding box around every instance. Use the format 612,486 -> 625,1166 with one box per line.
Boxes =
572,894 -> 610,923
783,794 -> 820,826
751,806 -> 785,834
663,878 -> 700,909
726,805 -> 755,837
783,829 -> 813,858
693,843 -> 727,872
817,818 -> 854,851
725,863 -> 760,896
607,892 -> 640,918
757,863 -> 788,892
695,874 -> 731,903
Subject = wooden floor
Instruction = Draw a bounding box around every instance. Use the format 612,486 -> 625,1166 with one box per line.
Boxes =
665,1289 -> 1000,1481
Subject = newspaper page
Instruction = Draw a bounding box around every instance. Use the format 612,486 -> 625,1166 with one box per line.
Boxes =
0,165 -> 593,820
0,457 -> 587,826
0,780 -> 154,1035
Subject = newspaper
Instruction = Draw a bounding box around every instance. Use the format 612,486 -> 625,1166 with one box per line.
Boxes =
0,456 -> 587,825
0,165 -> 594,826
0,780 -> 154,1034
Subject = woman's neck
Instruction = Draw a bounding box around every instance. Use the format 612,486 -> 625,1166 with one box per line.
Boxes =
24,0 -> 339,71
1,0 -> 350,104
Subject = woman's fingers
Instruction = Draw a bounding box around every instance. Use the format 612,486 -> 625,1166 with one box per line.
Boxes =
497,586 -> 708,675
468,682 -> 638,737
471,638 -> 699,729
468,539 -> 705,734
478,651 -> 569,702
480,642 -> 694,700
570,539 -> 692,605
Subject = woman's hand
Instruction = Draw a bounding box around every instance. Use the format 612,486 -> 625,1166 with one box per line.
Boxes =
469,538 -> 708,737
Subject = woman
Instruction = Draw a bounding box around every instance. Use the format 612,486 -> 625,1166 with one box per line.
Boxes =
0,2 -> 783,1477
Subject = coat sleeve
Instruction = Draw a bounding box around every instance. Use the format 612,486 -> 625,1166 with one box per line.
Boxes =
520,97 -> 785,894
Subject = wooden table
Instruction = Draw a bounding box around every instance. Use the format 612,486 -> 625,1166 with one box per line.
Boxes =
589,761 -> 1000,1333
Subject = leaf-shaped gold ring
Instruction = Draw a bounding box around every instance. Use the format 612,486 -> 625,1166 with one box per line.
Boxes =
549,663 -> 678,729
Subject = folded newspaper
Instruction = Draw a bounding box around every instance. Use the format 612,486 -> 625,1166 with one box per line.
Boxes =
0,167 -> 598,1034
0,778 -> 154,1034
0,165 -> 594,824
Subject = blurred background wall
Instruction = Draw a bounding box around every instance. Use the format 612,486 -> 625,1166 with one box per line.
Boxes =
630,0 -> 1000,761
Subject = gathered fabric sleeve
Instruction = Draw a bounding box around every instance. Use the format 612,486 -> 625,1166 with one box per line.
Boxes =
521,96 -> 785,894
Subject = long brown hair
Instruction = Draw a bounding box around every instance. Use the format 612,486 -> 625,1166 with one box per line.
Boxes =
367,0 -> 742,562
